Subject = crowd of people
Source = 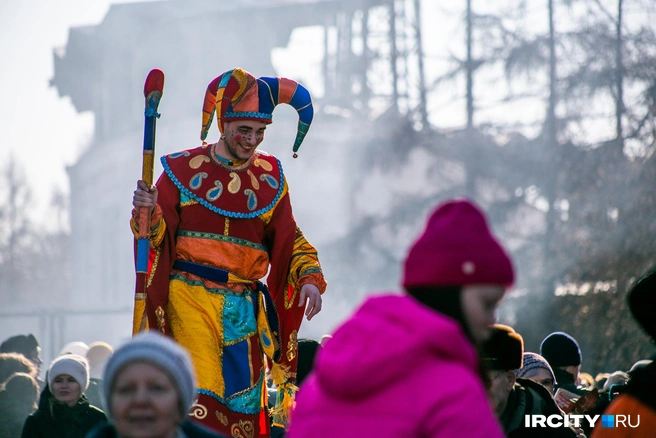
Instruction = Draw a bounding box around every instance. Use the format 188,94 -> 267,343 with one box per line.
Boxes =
1,66 -> 655,437
1,198 -> 654,438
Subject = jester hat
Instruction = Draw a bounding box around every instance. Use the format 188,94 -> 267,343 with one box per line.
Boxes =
201,68 -> 313,157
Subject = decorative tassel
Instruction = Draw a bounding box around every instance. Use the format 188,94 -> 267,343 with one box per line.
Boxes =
270,381 -> 298,428
270,362 -> 292,386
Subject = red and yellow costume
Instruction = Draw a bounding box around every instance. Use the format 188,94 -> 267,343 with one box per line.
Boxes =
130,68 -> 326,437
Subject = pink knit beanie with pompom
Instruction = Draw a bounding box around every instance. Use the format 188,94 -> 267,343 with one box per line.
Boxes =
402,199 -> 514,288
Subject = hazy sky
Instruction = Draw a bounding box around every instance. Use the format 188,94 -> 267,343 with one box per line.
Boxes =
0,0 -> 149,226
2,0 -> 643,226
0,1 -> 468,225
0,0 -> 522,224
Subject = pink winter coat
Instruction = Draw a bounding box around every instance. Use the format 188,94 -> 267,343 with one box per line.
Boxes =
287,294 -> 505,438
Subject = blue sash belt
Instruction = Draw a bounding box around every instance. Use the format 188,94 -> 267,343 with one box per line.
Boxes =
172,259 -> 282,362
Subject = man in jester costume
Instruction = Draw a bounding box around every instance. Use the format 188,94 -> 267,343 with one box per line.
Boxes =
130,67 -> 326,437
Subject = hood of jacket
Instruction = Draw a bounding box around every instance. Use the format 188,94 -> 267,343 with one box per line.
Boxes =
313,294 -> 479,400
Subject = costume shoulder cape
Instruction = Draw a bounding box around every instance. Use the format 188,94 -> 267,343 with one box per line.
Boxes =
161,146 -> 285,218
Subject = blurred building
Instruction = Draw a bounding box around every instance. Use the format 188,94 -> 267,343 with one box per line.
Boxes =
50,0 -> 426,347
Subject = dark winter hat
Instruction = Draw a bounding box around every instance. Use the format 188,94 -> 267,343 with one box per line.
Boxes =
627,268 -> 656,341
103,332 -> 196,419
516,352 -> 557,384
0,334 -> 39,357
402,199 -> 514,289
481,324 -> 524,371
540,331 -> 582,368
296,339 -> 321,387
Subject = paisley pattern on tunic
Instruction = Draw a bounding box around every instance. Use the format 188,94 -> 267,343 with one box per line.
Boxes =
162,148 -> 283,219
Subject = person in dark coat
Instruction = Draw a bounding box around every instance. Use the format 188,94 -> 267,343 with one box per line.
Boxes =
21,354 -> 106,438
0,372 -> 39,438
540,332 -> 588,397
591,268 -> 656,438
482,325 -> 579,438
1,334 -> 45,389
86,421 -> 225,438
84,331 -> 226,438
516,352 -> 557,394
540,331 -> 602,437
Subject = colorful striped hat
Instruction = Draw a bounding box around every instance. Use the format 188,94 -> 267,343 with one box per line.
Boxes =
201,67 -> 313,158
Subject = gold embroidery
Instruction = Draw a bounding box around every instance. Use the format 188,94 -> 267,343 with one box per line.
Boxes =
180,198 -> 199,207
215,411 -> 229,426
247,169 -> 260,190
225,379 -> 262,401
286,330 -> 298,362
228,172 -> 241,194
142,153 -> 154,185
147,248 -> 161,288
253,158 -> 272,171
231,420 -> 254,438
190,403 -> 208,419
155,306 -> 166,333
224,217 -> 230,236
189,155 -> 210,169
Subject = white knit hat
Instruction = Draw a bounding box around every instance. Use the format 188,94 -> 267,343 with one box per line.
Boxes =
103,332 -> 196,418
48,354 -> 90,392
59,341 -> 90,357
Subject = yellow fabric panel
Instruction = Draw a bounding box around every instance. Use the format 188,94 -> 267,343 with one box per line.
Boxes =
286,227 -> 325,307
167,278 -> 226,397
132,299 -> 147,335
256,292 -> 278,360
176,235 -> 269,281
259,180 -> 288,226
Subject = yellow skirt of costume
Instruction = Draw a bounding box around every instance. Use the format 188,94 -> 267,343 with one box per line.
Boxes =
167,273 -> 269,436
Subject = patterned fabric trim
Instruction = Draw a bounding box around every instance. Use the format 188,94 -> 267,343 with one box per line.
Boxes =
224,332 -> 256,347
197,372 -> 264,415
177,230 -> 267,251
169,274 -> 257,296
161,155 -> 285,219
299,266 -> 324,277
224,111 -> 272,120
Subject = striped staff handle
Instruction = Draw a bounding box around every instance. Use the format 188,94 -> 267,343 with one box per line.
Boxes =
133,68 -> 165,334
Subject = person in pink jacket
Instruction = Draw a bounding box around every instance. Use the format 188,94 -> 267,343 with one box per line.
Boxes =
287,199 -> 514,437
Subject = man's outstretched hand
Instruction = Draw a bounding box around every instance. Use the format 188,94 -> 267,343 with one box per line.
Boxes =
299,283 -> 322,321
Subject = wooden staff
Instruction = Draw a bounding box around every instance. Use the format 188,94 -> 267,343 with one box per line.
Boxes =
133,68 -> 164,334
